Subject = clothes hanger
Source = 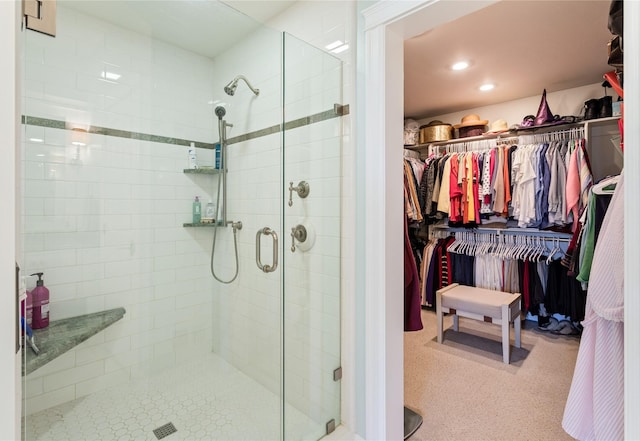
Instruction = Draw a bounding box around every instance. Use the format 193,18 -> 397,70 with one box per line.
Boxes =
546,238 -> 560,265
592,174 -> 620,195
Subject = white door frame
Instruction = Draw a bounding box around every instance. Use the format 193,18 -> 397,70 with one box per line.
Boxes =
361,1 -> 640,440
0,1 -> 21,440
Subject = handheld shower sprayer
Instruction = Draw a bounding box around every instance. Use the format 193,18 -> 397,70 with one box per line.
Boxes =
224,75 -> 260,96
210,107 -> 240,284
215,106 -> 226,120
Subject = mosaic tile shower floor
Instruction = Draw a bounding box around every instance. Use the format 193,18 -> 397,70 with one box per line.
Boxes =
23,353 -> 319,441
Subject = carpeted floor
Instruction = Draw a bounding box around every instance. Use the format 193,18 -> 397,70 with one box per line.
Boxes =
404,308 -> 581,441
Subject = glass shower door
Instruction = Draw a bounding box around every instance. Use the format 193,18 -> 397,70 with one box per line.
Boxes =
282,33 -> 343,440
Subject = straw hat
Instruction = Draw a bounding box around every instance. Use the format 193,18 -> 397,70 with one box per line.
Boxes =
454,114 -> 488,129
484,119 -> 510,134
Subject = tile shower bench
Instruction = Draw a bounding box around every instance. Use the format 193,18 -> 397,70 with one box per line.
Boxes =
23,307 -> 126,376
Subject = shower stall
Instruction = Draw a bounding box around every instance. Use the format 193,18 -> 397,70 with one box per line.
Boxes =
20,2 -> 343,440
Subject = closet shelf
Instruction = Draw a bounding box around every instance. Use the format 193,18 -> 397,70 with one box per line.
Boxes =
405,116 -> 621,152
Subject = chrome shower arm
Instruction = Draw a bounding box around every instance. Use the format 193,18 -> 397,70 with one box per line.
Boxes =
224,75 -> 260,96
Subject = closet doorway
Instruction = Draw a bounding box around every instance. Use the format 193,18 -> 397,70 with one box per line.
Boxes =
402,2 -> 618,440
361,0 -> 639,439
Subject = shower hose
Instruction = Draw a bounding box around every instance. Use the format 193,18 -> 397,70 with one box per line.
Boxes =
210,160 -> 240,284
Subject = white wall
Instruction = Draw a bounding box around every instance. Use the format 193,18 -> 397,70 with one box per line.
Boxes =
22,6 -> 220,415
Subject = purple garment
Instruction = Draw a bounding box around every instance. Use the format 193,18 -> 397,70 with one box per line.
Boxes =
404,216 -> 423,331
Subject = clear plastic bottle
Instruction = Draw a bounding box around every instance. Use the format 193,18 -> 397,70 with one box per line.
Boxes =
204,200 -> 216,222
192,196 -> 201,223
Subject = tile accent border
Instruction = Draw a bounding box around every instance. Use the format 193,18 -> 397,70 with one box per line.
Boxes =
22,104 -> 349,150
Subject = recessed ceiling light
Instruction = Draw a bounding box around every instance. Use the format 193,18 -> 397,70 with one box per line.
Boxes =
332,44 -> 349,54
451,61 -> 469,71
325,40 -> 344,51
479,83 -> 495,91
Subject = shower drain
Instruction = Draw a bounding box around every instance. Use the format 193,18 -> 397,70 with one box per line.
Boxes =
153,422 -> 177,440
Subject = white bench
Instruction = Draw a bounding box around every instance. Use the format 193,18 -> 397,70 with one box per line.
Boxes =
436,283 -> 522,364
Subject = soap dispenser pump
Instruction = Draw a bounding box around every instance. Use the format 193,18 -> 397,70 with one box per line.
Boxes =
192,196 -> 202,224
30,272 -> 50,329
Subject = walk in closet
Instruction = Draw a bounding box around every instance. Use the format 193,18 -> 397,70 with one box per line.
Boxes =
401,1 -> 624,440
404,117 -> 621,320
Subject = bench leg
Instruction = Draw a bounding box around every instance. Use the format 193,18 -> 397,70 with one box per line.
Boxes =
501,304 -> 510,364
436,291 -> 443,344
514,298 -> 522,348
514,314 -> 521,349
453,314 -> 459,332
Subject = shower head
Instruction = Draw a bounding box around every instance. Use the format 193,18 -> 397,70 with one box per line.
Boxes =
215,106 -> 226,120
223,82 -> 237,96
224,75 -> 260,96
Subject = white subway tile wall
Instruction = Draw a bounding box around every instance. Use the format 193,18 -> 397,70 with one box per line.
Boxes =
22,2 -> 344,435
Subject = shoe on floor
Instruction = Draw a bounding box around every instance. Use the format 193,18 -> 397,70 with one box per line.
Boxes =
538,316 -> 559,331
551,320 -> 580,335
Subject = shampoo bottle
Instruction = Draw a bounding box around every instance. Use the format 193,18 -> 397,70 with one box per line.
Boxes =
215,143 -> 221,169
188,142 -> 198,169
30,272 -> 50,329
192,196 -> 202,223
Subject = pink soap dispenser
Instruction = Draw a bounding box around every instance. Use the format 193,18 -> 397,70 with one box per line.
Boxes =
22,282 -> 33,327
30,272 -> 50,329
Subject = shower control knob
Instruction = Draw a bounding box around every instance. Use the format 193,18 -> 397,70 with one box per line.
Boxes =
290,224 -> 308,252
288,181 -> 310,207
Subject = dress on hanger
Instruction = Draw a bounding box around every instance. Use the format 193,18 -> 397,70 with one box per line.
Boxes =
562,172 -> 624,441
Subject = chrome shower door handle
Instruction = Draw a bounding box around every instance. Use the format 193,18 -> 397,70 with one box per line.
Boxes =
256,227 -> 278,273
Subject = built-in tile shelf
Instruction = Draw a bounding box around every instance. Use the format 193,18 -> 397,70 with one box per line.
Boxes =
183,221 -> 222,227
23,307 -> 126,376
183,168 -> 221,174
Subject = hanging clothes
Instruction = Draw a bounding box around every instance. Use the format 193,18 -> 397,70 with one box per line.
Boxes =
404,160 -> 423,223
425,129 -> 592,231
565,139 -> 593,232
575,176 -> 617,288
423,236 -> 454,306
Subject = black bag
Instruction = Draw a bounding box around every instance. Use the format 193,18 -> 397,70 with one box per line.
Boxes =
607,1 -> 623,70
608,36 -> 623,68
608,0 -> 622,37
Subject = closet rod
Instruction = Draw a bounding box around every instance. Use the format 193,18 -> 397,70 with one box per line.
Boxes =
431,224 -> 572,240
519,127 -> 584,145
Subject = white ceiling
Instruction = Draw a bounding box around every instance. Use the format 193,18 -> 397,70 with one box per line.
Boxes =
59,0 -> 293,59
60,1 -> 615,121
404,0 -> 615,119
